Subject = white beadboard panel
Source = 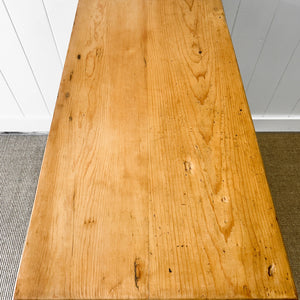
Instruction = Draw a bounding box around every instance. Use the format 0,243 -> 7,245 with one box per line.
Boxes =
0,0 -> 49,118
231,0 -> 279,89
253,115 -> 300,132
246,0 -> 300,115
43,0 -> 79,63
0,116 -> 52,132
265,41 -> 300,115
222,0 -> 240,34
1,0 -> 300,131
0,71 -> 23,117
292,99 -> 300,115
4,0 -> 63,114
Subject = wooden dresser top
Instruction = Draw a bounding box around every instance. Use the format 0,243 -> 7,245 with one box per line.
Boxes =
15,0 -> 297,299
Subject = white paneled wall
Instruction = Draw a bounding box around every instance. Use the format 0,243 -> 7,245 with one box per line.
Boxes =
224,0 -> 300,131
0,0 -> 300,132
0,0 -> 78,131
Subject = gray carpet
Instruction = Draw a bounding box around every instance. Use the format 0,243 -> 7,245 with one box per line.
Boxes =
0,133 -> 299,299
257,133 -> 300,295
0,135 -> 47,300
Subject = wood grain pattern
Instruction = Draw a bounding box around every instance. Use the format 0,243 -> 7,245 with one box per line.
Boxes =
14,0 -> 297,299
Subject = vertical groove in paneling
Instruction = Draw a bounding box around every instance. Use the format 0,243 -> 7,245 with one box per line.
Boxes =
2,0 -> 50,115
0,70 -> 25,117
230,0 -> 241,35
41,0 -> 63,68
4,0 -> 64,114
264,38 -> 300,114
43,0 -> 79,63
245,1 -> 280,93
264,35 -> 300,116
247,0 -> 300,115
0,0 -> 50,117
222,0 -> 241,34
290,98 -> 300,115
231,0 -> 280,90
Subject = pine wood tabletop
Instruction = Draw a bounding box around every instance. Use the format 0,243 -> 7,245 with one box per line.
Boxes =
14,0 -> 297,299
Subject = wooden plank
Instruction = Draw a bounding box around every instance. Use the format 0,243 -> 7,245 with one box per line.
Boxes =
14,0 -> 297,299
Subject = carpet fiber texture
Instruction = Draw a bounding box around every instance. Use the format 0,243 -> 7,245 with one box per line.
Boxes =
256,133 -> 300,295
0,135 -> 47,299
0,133 -> 299,299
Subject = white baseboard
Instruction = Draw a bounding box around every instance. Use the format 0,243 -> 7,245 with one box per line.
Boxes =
0,116 -> 51,133
1,115 -> 300,133
253,115 -> 300,132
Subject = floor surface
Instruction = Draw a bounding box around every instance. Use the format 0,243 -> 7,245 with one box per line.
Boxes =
0,133 -> 299,299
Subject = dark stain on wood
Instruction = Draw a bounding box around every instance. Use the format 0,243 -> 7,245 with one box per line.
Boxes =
268,264 -> 275,277
134,258 -> 142,289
